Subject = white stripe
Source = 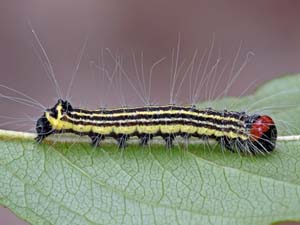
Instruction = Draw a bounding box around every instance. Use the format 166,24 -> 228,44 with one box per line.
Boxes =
65,116 -> 246,131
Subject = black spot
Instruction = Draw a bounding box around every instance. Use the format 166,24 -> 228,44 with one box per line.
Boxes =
35,114 -> 53,143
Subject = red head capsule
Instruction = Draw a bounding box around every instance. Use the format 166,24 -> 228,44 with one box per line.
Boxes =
249,115 -> 277,153
250,116 -> 275,140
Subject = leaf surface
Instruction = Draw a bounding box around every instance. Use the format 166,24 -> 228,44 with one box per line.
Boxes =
1,74 -> 300,225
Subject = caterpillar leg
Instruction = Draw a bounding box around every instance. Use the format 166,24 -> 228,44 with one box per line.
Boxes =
139,134 -> 153,146
116,135 -> 129,149
35,135 -> 46,144
89,134 -> 104,147
162,134 -> 175,149
181,133 -> 190,149
218,137 -> 238,153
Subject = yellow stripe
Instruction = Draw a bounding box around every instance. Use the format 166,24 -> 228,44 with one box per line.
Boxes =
48,117 -> 248,140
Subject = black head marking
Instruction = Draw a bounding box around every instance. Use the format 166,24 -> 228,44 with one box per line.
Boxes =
35,99 -> 73,143
35,114 -> 53,143
58,99 -> 73,114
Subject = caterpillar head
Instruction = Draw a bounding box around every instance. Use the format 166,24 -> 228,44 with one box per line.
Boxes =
222,114 -> 277,154
248,115 -> 277,154
35,99 -> 73,143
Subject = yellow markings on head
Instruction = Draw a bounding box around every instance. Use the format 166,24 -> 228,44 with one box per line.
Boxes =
45,111 -> 59,129
46,103 -> 67,131
56,104 -> 63,119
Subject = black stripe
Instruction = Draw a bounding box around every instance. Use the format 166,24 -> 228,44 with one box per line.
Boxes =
66,114 -> 244,129
72,106 -> 243,120
73,105 -> 190,114
69,109 -> 244,126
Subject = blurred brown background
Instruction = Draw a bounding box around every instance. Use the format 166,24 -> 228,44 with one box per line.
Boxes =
1,0 -> 300,224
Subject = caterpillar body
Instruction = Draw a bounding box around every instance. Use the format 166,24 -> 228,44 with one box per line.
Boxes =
35,99 -> 277,154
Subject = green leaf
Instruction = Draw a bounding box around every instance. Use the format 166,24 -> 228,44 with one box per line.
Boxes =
1,74 -> 300,225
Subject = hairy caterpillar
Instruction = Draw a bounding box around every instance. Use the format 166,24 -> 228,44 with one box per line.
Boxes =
0,27 -> 281,155
35,99 -> 277,154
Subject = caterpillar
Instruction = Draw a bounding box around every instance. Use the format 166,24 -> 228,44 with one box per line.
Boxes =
35,99 -> 277,154
0,27 -> 279,155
